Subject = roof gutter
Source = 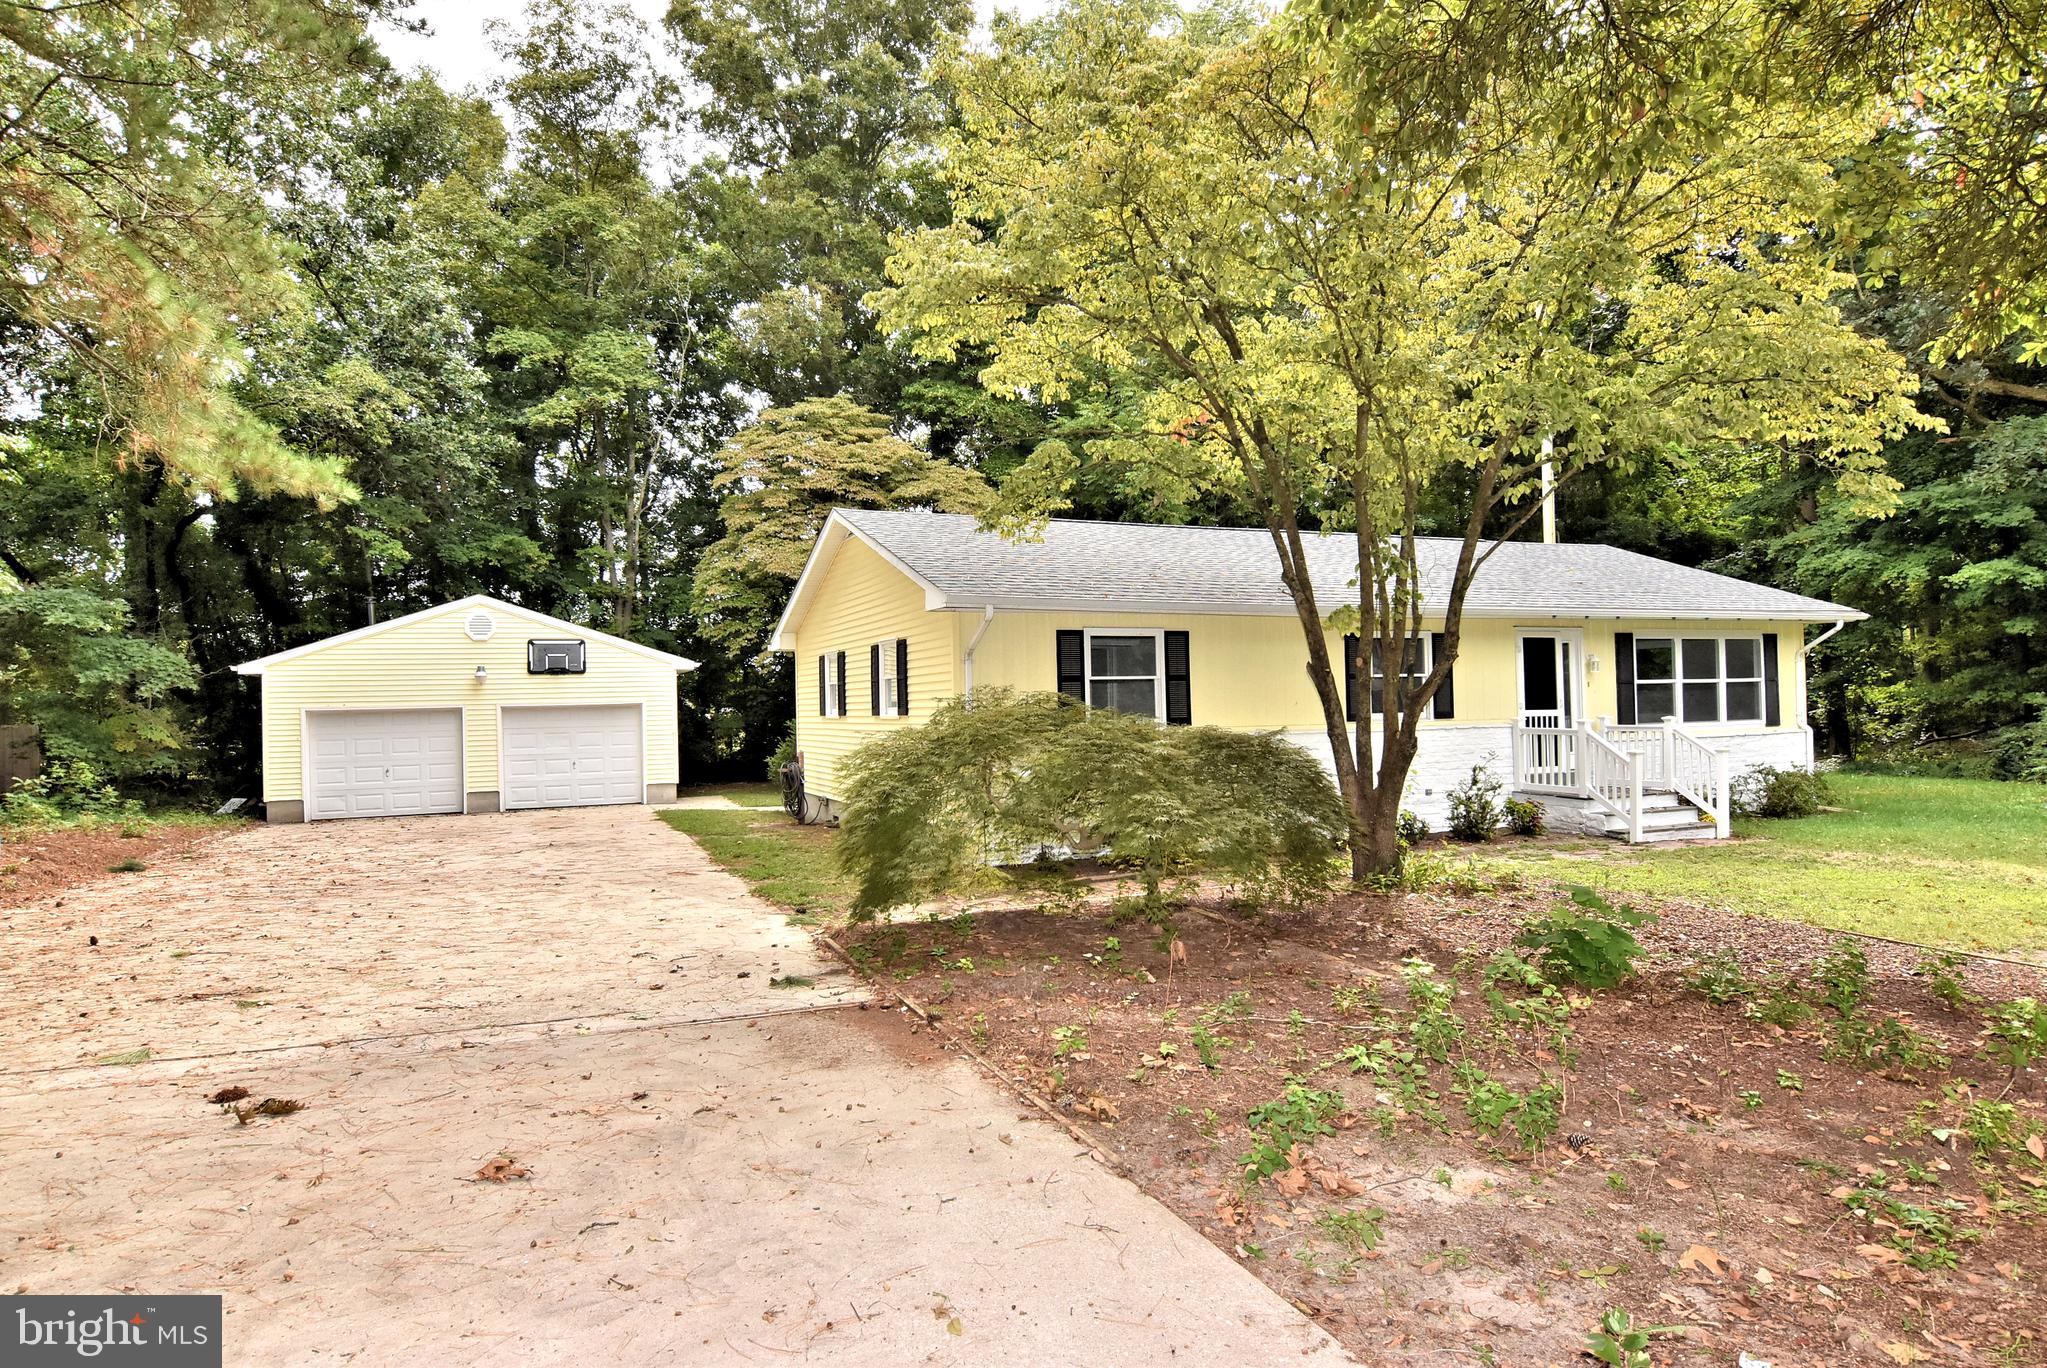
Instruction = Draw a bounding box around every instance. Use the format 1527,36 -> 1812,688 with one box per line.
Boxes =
962,605 -> 996,698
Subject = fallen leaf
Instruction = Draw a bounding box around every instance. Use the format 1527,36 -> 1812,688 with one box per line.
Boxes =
475,1156 -> 531,1182
1679,1244 -> 1729,1277
2028,1134 -> 2045,1162
1879,1342 -> 1929,1364
1857,1244 -> 1908,1265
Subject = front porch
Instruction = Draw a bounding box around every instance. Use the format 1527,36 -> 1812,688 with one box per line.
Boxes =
1512,715 -> 1732,843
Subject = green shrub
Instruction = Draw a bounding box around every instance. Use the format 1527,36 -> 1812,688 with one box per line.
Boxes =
834,689 -> 1347,925
1730,764 -> 1832,818
0,756 -> 140,828
766,735 -> 797,783
1445,763 -> 1504,842
1991,720 -> 2047,783
1513,886 -> 1655,990
1502,797 -> 1546,837
1396,809 -> 1429,847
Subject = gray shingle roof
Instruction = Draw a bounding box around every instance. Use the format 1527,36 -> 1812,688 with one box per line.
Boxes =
836,509 -> 1862,622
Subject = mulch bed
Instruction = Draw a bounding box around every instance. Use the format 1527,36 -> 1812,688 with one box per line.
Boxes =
841,871 -> 2047,1367
0,822 -> 235,908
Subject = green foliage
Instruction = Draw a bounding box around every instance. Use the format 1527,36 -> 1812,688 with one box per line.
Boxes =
1398,957 -> 1465,1062
835,689 -> 1347,923
1812,938 -> 1871,1017
0,0 -> 374,497
0,757 -> 141,828
1917,952 -> 1978,1011
1838,1180 -> 1979,1270
1512,887 -> 1655,991
1314,1207 -> 1385,1255
1985,998 -> 2047,1071
1445,765 -> 1504,843
1240,1081 -> 1346,1178
1583,1307 -> 1686,1368
1684,952 -> 1754,1006
1453,1063 -> 1563,1151
692,399 -> 990,652
1396,809 -> 1429,848
1501,797 -> 1546,838
1731,765 -> 1833,819
0,588 -> 196,780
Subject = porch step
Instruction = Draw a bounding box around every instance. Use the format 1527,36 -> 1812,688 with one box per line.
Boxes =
1597,801 -> 1720,841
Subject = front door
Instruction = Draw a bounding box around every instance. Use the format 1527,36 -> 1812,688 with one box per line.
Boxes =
1517,630 -> 1585,729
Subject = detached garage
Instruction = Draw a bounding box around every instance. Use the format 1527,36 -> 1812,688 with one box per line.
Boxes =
234,596 -> 695,823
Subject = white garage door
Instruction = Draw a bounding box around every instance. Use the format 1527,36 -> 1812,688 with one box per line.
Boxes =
305,709 -> 462,821
501,705 -> 643,810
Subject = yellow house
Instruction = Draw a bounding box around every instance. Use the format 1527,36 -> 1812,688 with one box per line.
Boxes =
234,596 -> 694,822
770,511 -> 1865,842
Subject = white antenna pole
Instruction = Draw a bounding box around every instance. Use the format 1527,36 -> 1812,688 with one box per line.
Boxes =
1539,434 -> 1557,544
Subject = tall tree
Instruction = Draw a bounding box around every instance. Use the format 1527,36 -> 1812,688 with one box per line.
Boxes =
667,0 -> 969,409
0,0 -> 391,498
877,0 -> 1929,877
694,396 -> 990,651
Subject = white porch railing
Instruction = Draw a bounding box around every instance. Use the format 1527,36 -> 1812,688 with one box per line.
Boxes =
1512,711 -> 1579,793
1579,726 -> 1645,843
1511,715 -> 1731,841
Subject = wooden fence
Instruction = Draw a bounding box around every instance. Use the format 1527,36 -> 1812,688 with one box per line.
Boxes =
0,725 -> 42,795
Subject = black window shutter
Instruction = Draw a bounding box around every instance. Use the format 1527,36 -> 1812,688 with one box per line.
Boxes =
1762,633 -> 1781,727
870,643 -> 881,715
1431,633 -> 1454,719
1342,634 -> 1358,722
1056,630 -> 1085,701
835,651 -> 847,716
1614,632 -> 1636,724
1164,630 -> 1191,725
818,655 -> 827,716
895,637 -> 910,716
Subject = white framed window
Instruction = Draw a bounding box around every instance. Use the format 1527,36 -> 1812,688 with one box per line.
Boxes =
876,638 -> 901,717
1634,634 -> 1765,724
818,652 -> 844,717
1084,628 -> 1164,720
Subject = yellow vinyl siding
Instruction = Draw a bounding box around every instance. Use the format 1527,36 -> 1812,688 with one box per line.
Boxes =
791,538 -> 961,799
959,612 -> 1805,731
256,605 -> 680,803
960,611 -> 1526,729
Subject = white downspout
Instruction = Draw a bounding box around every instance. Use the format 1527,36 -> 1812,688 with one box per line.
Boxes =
1801,619 -> 1848,656
1799,619 -> 1848,771
963,606 -> 996,698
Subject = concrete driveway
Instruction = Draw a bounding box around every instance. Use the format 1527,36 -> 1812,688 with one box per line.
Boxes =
0,808 -> 1350,1365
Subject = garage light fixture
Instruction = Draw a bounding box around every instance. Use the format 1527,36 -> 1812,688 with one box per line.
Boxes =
474,664 -> 488,682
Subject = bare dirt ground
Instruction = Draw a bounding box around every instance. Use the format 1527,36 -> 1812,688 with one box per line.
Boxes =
0,809 -> 1351,1365
841,873 -> 2047,1368
0,820 -> 232,908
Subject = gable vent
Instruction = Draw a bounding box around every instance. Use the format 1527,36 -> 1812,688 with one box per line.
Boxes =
464,611 -> 496,642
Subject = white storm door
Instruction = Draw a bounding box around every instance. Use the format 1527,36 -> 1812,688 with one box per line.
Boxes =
500,705 -> 643,810
305,709 -> 462,820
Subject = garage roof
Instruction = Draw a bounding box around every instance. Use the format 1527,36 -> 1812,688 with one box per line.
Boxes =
233,595 -> 697,675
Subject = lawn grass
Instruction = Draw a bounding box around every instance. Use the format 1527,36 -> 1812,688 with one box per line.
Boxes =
1481,772 -> 2047,953
675,781 -> 783,808
657,808 -> 851,918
